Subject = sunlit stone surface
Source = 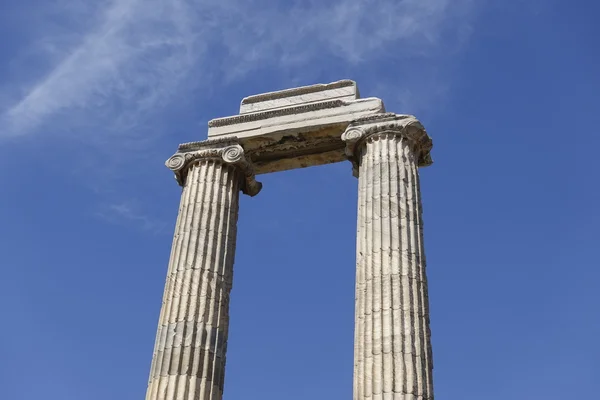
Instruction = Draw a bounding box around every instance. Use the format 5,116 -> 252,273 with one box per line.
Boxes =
146,81 -> 435,400
207,80 -> 385,174
343,114 -> 434,399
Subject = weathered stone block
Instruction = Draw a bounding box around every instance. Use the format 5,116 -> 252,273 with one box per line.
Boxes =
239,79 -> 359,114
204,80 -> 385,174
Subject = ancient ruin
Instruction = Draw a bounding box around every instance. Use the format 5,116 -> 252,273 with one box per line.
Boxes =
146,80 -> 434,400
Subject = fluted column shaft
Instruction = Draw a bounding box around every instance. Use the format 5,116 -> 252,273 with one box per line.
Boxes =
147,140 -> 261,400
344,114 -> 434,400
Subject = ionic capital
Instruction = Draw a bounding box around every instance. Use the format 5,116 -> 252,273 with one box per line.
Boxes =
165,138 -> 262,196
341,113 -> 433,177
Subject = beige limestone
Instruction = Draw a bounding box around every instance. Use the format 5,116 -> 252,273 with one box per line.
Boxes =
209,97 -> 383,141
166,139 -> 262,196
239,79 -> 359,114
146,141 -> 260,400
343,114 -> 434,400
149,81 -> 436,400
206,80 -> 385,175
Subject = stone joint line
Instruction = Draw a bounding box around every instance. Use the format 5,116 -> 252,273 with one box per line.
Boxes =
147,81 -> 435,400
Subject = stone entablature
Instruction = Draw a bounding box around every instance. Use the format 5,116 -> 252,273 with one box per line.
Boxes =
206,80 -> 385,175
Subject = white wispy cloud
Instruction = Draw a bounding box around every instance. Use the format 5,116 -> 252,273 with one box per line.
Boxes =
97,200 -> 169,233
2,0 -> 200,136
0,0 -> 476,139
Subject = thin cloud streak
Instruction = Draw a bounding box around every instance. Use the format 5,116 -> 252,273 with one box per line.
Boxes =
0,0 -> 476,138
2,0 -> 200,136
97,201 -> 170,234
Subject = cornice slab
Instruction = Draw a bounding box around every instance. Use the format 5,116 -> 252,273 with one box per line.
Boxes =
208,97 -> 384,139
239,79 -> 359,114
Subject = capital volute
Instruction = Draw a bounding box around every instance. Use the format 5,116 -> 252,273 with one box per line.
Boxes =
341,113 -> 433,177
165,138 -> 262,197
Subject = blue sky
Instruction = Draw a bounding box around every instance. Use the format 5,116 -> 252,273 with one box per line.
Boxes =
1,0 -> 599,399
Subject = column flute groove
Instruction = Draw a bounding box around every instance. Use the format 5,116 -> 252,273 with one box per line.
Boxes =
146,140 -> 261,400
343,113 -> 434,400
144,82 -> 438,400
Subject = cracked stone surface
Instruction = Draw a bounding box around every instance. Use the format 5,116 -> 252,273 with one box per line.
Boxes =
206,80 -> 385,175
146,159 -> 241,400
147,81 -> 435,400
344,116 -> 434,400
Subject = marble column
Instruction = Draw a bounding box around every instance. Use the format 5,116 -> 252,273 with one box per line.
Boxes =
146,140 -> 261,400
342,114 -> 434,400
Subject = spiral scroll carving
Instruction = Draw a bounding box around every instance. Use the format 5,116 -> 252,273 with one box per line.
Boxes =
341,128 -> 363,142
165,141 -> 262,196
341,128 -> 364,157
342,113 -> 433,177
222,145 -> 244,164
165,154 -> 186,171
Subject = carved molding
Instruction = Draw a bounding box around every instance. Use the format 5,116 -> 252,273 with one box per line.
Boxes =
341,113 -> 433,177
165,141 -> 262,197
178,136 -> 241,151
208,99 -> 345,128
